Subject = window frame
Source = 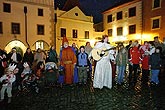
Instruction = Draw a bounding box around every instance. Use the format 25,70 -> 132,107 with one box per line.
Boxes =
60,28 -> 66,37
85,31 -> 89,39
72,29 -> 78,38
117,27 -> 123,36
129,24 -> 136,34
151,16 -> 161,30
37,24 -> 45,35
117,11 -> 123,20
108,29 -> 113,37
107,14 -> 113,23
11,23 -> 20,34
3,3 -> 11,13
129,7 -> 136,17
152,0 -> 161,9
38,8 -> 43,16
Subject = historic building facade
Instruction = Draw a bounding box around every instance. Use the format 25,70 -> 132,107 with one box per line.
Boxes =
142,0 -> 165,42
102,0 -> 142,44
0,0 -> 54,53
55,6 -> 94,53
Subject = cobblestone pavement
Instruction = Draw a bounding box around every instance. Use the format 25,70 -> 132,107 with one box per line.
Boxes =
1,72 -> 165,110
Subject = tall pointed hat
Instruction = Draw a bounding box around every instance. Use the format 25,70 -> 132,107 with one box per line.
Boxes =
62,36 -> 68,45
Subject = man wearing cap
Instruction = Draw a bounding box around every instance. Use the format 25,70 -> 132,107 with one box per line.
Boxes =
60,37 -> 77,84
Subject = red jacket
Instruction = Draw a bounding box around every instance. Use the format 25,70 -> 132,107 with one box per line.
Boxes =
129,46 -> 142,64
140,45 -> 149,69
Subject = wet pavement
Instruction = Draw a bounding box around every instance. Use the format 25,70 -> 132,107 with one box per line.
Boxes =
1,72 -> 165,110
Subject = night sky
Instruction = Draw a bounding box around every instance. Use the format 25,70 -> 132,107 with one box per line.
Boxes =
55,0 -> 122,23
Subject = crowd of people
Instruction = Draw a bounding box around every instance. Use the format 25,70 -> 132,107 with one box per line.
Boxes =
0,35 -> 165,104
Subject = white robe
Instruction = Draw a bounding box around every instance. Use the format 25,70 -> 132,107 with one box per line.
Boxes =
92,42 -> 115,89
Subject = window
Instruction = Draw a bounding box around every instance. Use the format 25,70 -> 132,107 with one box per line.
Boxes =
117,11 -> 122,20
152,17 -> 161,29
11,23 -> 20,34
3,3 -> 11,13
73,29 -> 78,38
36,41 -> 44,50
129,25 -> 136,34
85,31 -> 89,39
75,13 -> 78,16
0,22 -> 3,34
107,14 -> 113,23
117,27 -> 123,36
61,28 -> 66,37
37,25 -> 44,35
129,7 -> 136,17
38,8 -> 43,16
108,29 -> 112,36
152,0 -> 161,9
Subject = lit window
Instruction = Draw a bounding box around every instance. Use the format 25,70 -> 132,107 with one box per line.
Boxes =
3,3 -> 11,13
117,27 -> 123,36
36,41 -> 44,50
129,25 -> 136,34
37,25 -> 44,35
73,29 -> 78,38
85,31 -> 89,39
108,29 -> 112,37
11,23 -> 20,34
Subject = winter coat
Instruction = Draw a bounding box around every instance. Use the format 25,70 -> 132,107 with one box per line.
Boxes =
149,53 -> 161,70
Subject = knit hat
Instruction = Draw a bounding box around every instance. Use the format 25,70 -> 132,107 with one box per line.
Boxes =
62,37 -> 68,45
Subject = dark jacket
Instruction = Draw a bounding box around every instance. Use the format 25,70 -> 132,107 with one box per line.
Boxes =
7,52 -> 22,63
23,52 -> 34,65
48,49 -> 58,64
149,53 -> 161,70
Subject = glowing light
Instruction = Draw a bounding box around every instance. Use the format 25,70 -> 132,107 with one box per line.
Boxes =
5,40 -> 27,54
112,36 -> 128,42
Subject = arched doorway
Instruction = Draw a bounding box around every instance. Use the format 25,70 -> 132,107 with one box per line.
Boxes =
31,40 -> 50,51
5,40 -> 27,56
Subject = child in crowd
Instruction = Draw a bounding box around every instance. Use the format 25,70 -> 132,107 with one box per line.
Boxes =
116,44 -> 128,85
35,61 -> 45,79
0,64 -> 17,103
76,46 -> 90,85
149,47 -> 161,85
